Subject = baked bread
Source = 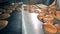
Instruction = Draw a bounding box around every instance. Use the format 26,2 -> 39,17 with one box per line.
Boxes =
54,11 -> 60,20
37,15 -> 44,20
49,5 -> 56,9
56,11 -> 60,17
0,13 -> 10,19
48,8 -> 54,14
38,10 -> 46,15
43,15 -> 54,25
55,24 -> 60,33
43,23 -> 57,34
37,4 -> 48,9
0,20 -> 8,30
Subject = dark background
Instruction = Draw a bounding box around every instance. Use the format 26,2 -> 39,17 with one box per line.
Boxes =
22,0 -> 54,6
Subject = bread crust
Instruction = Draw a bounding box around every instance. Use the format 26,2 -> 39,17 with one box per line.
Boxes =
43,23 -> 57,33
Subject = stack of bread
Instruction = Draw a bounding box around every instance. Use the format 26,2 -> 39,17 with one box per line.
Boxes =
23,4 -> 60,34
0,3 -> 21,30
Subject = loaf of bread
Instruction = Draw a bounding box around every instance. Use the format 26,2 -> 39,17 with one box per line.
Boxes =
43,15 -> 54,25
0,13 -> 10,19
55,24 -> 60,33
37,4 -> 48,9
37,15 -> 44,20
43,23 -> 57,34
0,20 -> 8,30
54,11 -> 60,20
49,5 -> 56,9
56,11 -> 60,17
48,8 -> 54,14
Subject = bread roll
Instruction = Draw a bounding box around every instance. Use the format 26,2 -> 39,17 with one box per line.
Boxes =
43,23 -> 57,33
56,11 -> 60,17
55,24 -> 60,33
37,15 -> 44,20
43,15 -> 54,25
37,4 -> 48,9
49,5 -> 56,9
0,13 -> 10,19
48,8 -> 54,14
0,20 -> 8,30
38,10 -> 46,15
6,9 -> 13,13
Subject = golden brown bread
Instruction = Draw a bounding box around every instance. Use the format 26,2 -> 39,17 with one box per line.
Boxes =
37,15 -> 44,20
56,11 -> 60,17
55,24 -> 60,33
38,10 -> 46,15
43,23 -> 57,33
54,11 -> 60,20
48,8 -> 54,14
43,15 -> 54,25
49,5 -> 56,9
